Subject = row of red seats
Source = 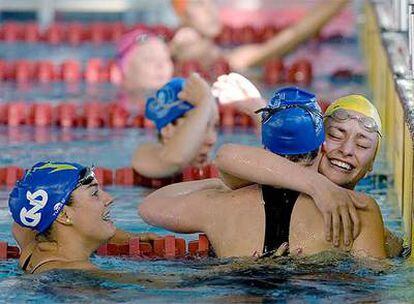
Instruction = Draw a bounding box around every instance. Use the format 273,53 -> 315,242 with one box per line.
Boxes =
0,165 -> 220,189
97,234 -> 210,258
0,57 -> 312,86
0,234 -> 211,260
0,102 -> 255,128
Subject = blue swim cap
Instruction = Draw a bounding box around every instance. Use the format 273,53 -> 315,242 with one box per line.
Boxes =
260,87 -> 325,155
145,77 -> 194,131
8,161 -> 88,233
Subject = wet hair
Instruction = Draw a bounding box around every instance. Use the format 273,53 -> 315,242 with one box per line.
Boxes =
36,169 -> 94,241
280,148 -> 319,164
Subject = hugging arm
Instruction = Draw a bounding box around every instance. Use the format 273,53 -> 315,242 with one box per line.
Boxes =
215,143 -> 365,247
138,178 -> 227,233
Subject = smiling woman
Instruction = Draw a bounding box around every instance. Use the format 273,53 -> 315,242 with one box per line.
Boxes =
9,162 -> 157,274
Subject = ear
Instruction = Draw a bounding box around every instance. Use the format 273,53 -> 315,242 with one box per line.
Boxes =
55,208 -> 73,226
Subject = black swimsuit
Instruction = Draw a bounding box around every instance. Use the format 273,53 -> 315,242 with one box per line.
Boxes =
262,185 -> 300,255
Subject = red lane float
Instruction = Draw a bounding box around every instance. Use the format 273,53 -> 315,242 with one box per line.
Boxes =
263,59 -> 285,85
0,164 -> 219,188
0,234 -> 212,260
0,101 -> 264,129
0,57 -> 313,86
286,59 -> 313,86
96,234 -> 211,259
0,242 -> 20,260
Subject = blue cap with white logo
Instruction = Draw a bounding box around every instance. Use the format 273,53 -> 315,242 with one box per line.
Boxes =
8,161 -> 88,233
260,87 -> 325,155
145,77 -> 194,131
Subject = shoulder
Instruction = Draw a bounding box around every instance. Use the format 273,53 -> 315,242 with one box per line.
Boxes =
354,192 -> 381,213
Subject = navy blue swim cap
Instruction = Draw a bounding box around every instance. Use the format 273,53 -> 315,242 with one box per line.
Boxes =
260,87 -> 325,155
145,77 -> 194,131
9,161 -> 89,233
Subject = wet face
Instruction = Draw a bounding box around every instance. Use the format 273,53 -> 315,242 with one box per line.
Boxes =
123,38 -> 174,92
68,179 -> 115,243
318,110 -> 379,189
184,0 -> 222,38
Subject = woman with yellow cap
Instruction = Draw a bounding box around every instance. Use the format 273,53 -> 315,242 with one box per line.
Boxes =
215,94 -> 402,257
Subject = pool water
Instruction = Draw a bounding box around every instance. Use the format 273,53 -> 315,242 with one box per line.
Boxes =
0,6 -> 410,303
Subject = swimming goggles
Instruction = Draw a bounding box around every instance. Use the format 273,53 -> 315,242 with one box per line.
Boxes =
324,108 -> 382,137
76,166 -> 96,188
255,104 -> 323,126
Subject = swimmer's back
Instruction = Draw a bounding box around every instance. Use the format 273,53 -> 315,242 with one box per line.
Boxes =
289,193 -> 386,258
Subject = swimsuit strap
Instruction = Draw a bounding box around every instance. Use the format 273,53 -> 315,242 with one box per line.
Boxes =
28,256 -> 70,274
19,241 -> 37,271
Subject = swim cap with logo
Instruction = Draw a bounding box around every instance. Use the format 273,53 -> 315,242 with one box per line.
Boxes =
9,161 -> 88,233
145,77 -> 194,131
260,86 -> 325,155
324,94 -> 382,135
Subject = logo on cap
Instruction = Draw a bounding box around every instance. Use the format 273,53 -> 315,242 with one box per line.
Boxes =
19,189 -> 48,227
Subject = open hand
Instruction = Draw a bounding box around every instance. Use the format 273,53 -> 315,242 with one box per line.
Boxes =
313,183 -> 367,247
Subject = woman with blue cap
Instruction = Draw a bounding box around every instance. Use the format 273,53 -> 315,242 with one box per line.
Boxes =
132,73 -> 219,178
10,162 -> 158,274
138,87 -> 385,258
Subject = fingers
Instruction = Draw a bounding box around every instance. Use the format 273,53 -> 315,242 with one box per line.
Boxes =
323,212 -> 332,242
332,213 -> 340,246
340,206 -> 352,247
274,242 -> 289,257
349,203 -> 361,239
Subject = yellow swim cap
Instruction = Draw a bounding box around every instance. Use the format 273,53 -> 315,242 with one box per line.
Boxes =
324,94 -> 382,135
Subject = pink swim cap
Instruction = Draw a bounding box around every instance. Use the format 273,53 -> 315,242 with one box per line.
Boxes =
116,28 -> 158,74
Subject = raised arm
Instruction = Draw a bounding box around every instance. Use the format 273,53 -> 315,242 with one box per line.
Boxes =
132,73 -> 216,178
216,143 -> 365,246
227,0 -> 349,70
138,178 -> 227,233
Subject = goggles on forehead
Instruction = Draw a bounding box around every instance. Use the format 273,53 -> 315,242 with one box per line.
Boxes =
324,108 -> 382,137
255,104 -> 323,125
75,166 -> 96,189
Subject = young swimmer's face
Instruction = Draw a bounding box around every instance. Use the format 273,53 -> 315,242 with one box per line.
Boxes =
67,178 -> 116,243
184,0 -> 221,38
161,106 -> 219,167
122,38 -> 174,92
318,110 -> 378,189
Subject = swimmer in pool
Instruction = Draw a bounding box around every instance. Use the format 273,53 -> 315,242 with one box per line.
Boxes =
170,0 -> 349,70
139,87 -> 386,259
215,94 -> 400,257
115,29 -> 174,111
132,73 -> 219,179
10,162 -> 158,274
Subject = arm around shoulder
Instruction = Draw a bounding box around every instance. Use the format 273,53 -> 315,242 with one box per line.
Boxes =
138,179 -> 227,233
